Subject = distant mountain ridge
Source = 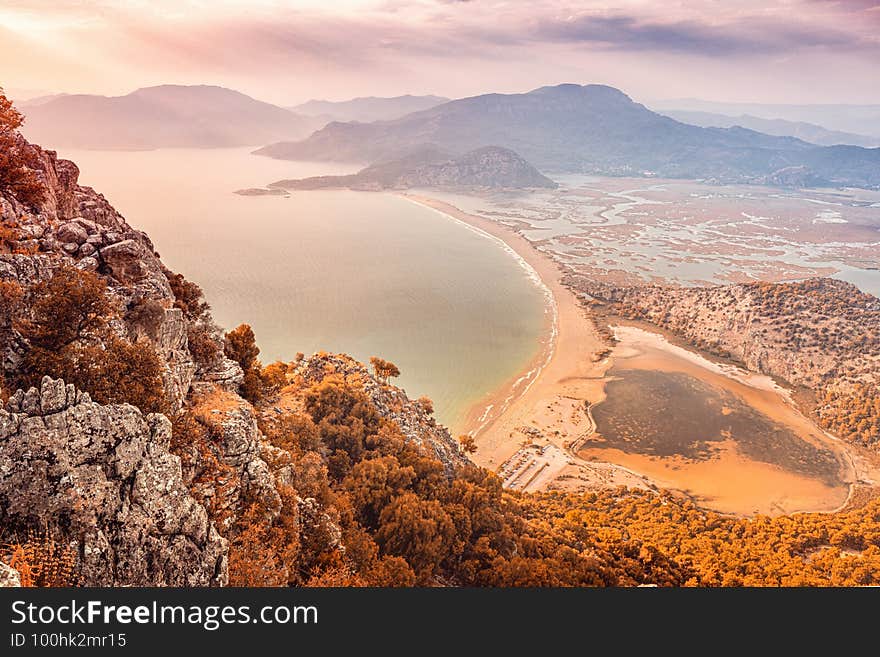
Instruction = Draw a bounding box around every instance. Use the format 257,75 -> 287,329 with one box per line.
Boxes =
290,94 -> 449,123
255,84 -> 880,189
260,145 -> 556,192
659,109 -> 880,148
16,93 -> 69,108
20,85 -> 323,149
649,98 -> 880,138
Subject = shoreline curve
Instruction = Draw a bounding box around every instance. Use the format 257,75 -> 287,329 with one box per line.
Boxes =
397,193 -> 559,438
398,191 -> 869,517
397,192 -> 610,469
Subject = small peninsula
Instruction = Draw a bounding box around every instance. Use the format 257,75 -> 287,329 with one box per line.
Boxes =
266,145 -> 557,192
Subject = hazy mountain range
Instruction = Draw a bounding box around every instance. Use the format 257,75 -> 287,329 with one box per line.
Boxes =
17,93 -> 69,108
19,85 -> 324,149
255,84 -> 880,189
15,83 -> 880,188
290,95 -> 449,123
263,145 -> 556,191
649,98 -> 880,139
658,110 -> 879,148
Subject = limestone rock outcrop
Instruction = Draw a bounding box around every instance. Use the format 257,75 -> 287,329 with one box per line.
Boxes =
0,561 -> 21,587
1,125 -> 472,589
1,143 -> 193,412
0,377 -> 227,586
182,392 -> 281,529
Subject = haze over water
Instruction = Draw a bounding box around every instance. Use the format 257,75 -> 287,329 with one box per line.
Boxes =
64,147 -> 548,433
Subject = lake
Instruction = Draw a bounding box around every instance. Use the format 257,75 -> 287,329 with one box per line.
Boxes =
579,326 -> 853,515
63,147 -> 548,433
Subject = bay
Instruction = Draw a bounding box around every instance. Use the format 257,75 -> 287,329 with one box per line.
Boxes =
63,147 -> 548,433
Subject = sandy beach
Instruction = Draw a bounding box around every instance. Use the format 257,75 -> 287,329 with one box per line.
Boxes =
402,193 -> 655,493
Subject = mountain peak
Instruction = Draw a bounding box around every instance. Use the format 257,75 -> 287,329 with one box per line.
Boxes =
19,85 -> 323,149
134,83 -> 230,92
530,83 -> 632,101
256,83 -> 880,188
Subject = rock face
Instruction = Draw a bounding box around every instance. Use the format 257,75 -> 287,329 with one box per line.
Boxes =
0,377 -> 227,586
154,307 -> 198,411
56,221 -> 88,245
182,392 -> 281,530
100,239 -> 173,297
1,141 -> 192,412
192,358 -> 245,395
0,131 -> 263,586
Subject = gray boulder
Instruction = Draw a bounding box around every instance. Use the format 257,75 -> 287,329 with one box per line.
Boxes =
56,222 -> 89,245
0,377 -> 228,586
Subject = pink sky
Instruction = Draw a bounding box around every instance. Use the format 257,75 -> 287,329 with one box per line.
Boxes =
1,1 -> 878,104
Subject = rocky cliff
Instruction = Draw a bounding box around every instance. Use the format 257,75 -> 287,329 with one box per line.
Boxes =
0,135 -> 244,412
1,131 -> 466,586
1,377 -> 227,585
294,353 -> 468,470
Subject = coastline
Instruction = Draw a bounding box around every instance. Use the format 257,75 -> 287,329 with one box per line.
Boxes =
398,193 -> 560,437
399,193 -> 615,471
399,191 -> 872,516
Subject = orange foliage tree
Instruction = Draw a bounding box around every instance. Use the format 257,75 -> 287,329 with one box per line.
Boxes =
9,265 -> 167,413
3,530 -> 79,587
369,357 -> 400,384
227,486 -> 301,587
225,323 -> 264,404
458,434 -> 478,454
0,88 -> 43,207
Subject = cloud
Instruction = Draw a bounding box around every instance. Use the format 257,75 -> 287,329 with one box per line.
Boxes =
2,1 -> 877,66
1,1 -> 878,103
530,14 -> 862,56
806,0 -> 880,8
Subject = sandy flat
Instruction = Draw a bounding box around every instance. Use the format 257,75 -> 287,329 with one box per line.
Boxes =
583,443 -> 848,515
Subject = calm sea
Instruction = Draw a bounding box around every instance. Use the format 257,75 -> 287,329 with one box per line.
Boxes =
63,147 -> 547,433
